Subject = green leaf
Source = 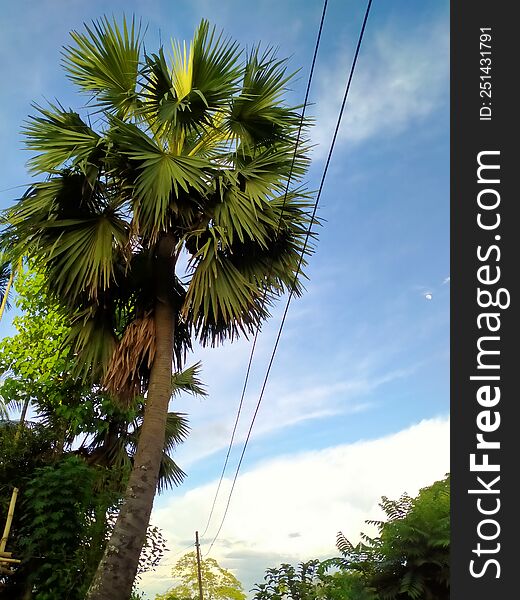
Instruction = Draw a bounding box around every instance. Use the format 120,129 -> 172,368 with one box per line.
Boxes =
62,16 -> 141,117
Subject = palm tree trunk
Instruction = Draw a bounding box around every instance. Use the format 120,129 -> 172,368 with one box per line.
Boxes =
87,235 -> 177,600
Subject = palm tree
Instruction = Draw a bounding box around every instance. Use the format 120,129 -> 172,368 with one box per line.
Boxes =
82,364 -> 204,494
0,17 -> 315,600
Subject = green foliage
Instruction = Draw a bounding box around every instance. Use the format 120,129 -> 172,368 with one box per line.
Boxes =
0,269 -> 71,405
0,268 -> 99,443
317,572 -> 378,600
253,477 -> 450,600
156,552 -> 246,600
253,561 -> 322,600
0,266 -> 186,596
4,455 -> 167,599
253,561 -> 377,600
331,476 -> 450,600
0,422 -> 56,490
18,455 -> 98,599
0,421 -> 57,585
0,266 -> 194,493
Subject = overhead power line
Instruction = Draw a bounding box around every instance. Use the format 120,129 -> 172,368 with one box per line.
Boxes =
200,0 -> 329,541
204,0 -> 374,557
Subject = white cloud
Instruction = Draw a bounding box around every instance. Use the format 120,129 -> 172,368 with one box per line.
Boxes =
167,287 -> 433,472
139,417 -> 449,597
171,344 -> 415,468
311,22 -> 448,155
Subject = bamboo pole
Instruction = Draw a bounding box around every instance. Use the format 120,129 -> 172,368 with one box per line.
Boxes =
1,262 -> 24,564
0,267 -> 15,322
0,556 -> 21,564
0,257 -> 22,323
0,488 -> 19,553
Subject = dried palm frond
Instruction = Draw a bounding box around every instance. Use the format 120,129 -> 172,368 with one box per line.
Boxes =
103,312 -> 156,403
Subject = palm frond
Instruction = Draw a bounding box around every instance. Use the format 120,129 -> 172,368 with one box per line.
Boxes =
62,16 -> 141,117
224,46 -> 301,148
157,452 -> 187,492
189,20 -> 242,108
171,362 -> 207,398
127,410 -> 190,492
209,186 -> 274,248
234,140 -> 311,199
183,233 -> 270,345
162,411 -> 191,451
66,307 -> 118,380
140,19 -> 241,143
23,103 -> 102,174
108,117 -> 209,238
4,173 -> 130,304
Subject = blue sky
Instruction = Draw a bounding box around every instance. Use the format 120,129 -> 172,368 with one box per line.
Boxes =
0,0 -> 449,596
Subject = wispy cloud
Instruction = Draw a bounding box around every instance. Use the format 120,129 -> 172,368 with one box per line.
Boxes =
311,21 -> 448,156
171,350 -> 415,468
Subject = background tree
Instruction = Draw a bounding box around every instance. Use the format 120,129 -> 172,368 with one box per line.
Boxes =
0,268 -> 202,598
0,268 -> 197,485
0,449 -> 168,600
253,560 -> 377,600
155,552 -> 246,600
316,571 -> 377,600
253,561 -> 322,600
253,476 -> 450,600
330,475 -> 450,600
0,420 -> 56,594
1,15 -> 315,599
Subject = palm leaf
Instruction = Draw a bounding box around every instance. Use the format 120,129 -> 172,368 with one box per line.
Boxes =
190,20 -> 242,105
130,411 -> 190,492
4,172 -> 131,305
157,452 -> 187,492
108,117 -> 209,238
234,141 -> 311,200
183,233 -> 270,344
140,19 -> 241,143
23,103 -> 102,174
210,186 -> 274,248
162,411 -> 191,451
62,16 -> 141,117
67,307 -> 118,379
171,361 -> 207,398
224,47 -> 301,148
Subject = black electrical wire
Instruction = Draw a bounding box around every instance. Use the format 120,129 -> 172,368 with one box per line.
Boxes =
204,0 -> 374,557
200,0 -> 329,540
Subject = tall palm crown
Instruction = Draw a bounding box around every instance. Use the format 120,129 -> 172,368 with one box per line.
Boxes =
3,18 -> 313,385
0,17 -> 315,600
